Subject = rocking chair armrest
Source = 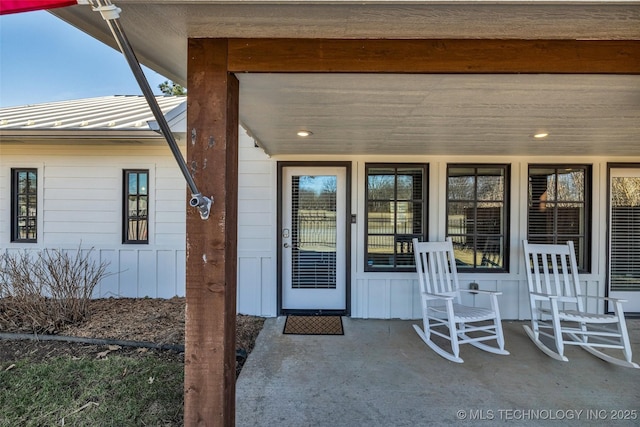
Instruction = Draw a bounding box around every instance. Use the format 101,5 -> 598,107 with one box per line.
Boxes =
577,294 -> 628,304
459,289 -> 502,296
529,292 -> 557,300
420,291 -> 454,301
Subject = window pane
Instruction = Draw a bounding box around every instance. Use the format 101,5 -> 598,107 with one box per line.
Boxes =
28,195 -> 37,212
396,235 -> 415,268
453,239 -> 475,268
366,165 -> 426,270
124,170 -> 149,243
129,196 -> 138,215
129,219 -> 139,240
529,168 -> 555,201
409,202 -> 423,235
557,169 -> 584,202
27,172 -> 36,191
477,169 -> 504,201
397,167 -> 422,200
395,202 -> 412,234
368,201 -> 394,234
448,168 -> 475,201
368,172 -> 395,200
17,195 -> 27,215
128,173 -> 139,195
557,202 -> 584,235
477,202 -> 503,235
18,173 -> 27,193
12,169 -> 38,242
139,196 -> 148,215
139,173 -> 148,195
528,166 -> 589,271
447,165 -> 508,271
367,235 -> 395,268
447,201 -> 473,236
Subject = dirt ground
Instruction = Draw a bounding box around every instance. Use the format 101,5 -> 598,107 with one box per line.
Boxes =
0,297 -> 265,377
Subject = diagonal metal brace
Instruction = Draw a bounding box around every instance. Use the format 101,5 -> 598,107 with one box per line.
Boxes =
86,0 -> 212,220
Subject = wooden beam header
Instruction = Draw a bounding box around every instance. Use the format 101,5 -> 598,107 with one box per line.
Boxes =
228,39 -> 640,74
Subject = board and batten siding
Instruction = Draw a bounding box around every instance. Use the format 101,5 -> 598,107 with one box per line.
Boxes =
2,136 -> 637,319
240,153 -> 640,319
236,129 -> 278,317
0,143 -> 186,298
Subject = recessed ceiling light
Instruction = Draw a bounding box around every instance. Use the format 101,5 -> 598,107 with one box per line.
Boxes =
297,130 -> 312,137
534,132 -> 549,139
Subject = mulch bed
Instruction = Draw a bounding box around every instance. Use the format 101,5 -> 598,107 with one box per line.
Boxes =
0,297 -> 265,377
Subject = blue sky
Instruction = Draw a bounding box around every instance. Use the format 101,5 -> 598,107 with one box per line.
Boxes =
0,10 -> 167,108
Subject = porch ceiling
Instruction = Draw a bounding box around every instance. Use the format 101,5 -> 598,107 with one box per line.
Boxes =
238,73 -> 640,156
50,1 -> 640,157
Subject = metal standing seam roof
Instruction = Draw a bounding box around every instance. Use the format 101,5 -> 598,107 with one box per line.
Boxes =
0,95 -> 186,131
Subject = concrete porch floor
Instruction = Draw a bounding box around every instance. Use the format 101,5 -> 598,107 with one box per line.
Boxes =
236,317 -> 640,426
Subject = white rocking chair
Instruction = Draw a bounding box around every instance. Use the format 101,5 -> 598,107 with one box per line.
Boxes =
412,238 -> 509,363
522,240 -> 639,369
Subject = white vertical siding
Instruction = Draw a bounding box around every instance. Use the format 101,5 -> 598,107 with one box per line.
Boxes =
235,154 -> 640,319
236,127 -> 277,316
389,278 -> 418,319
0,143 -> 186,298
3,139 -> 638,318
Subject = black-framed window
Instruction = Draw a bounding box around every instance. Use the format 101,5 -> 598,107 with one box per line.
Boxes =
123,170 -> 149,244
11,168 -> 38,242
528,165 -> 591,271
446,165 -> 510,272
365,164 -> 427,271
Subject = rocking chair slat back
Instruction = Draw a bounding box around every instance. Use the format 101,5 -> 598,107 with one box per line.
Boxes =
524,241 -> 583,302
415,238 -> 459,297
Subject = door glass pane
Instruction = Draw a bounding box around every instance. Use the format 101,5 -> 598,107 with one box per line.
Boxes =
291,175 -> 337,289
611,176 -> 640,291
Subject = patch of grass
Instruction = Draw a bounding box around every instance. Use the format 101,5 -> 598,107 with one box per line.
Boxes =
0,355 -> 183,426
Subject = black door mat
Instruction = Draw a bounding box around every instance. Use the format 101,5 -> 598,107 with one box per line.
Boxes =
283,315 -> 344,335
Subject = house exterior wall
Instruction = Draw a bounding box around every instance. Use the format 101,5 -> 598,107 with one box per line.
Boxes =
3,133 -> 637,319
0,143 -> 186,298
236,135 -> 640,319
236,130 -> 278,316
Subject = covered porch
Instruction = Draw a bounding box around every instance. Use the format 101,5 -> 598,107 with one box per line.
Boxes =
237,317 -> 640,426
50,1 -> 640,424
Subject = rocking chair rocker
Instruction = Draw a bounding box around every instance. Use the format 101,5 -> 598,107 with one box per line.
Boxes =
412,238 -> 509,363
522,240 -> 638,368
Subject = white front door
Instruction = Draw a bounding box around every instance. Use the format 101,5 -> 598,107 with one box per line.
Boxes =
608,167 -> 640,313
282,166 -> 346,311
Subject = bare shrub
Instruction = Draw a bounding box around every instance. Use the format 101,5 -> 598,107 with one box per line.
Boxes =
0,246 -> 111,334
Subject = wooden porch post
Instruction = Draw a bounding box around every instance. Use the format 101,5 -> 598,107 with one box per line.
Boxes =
185,38 -> 239,426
